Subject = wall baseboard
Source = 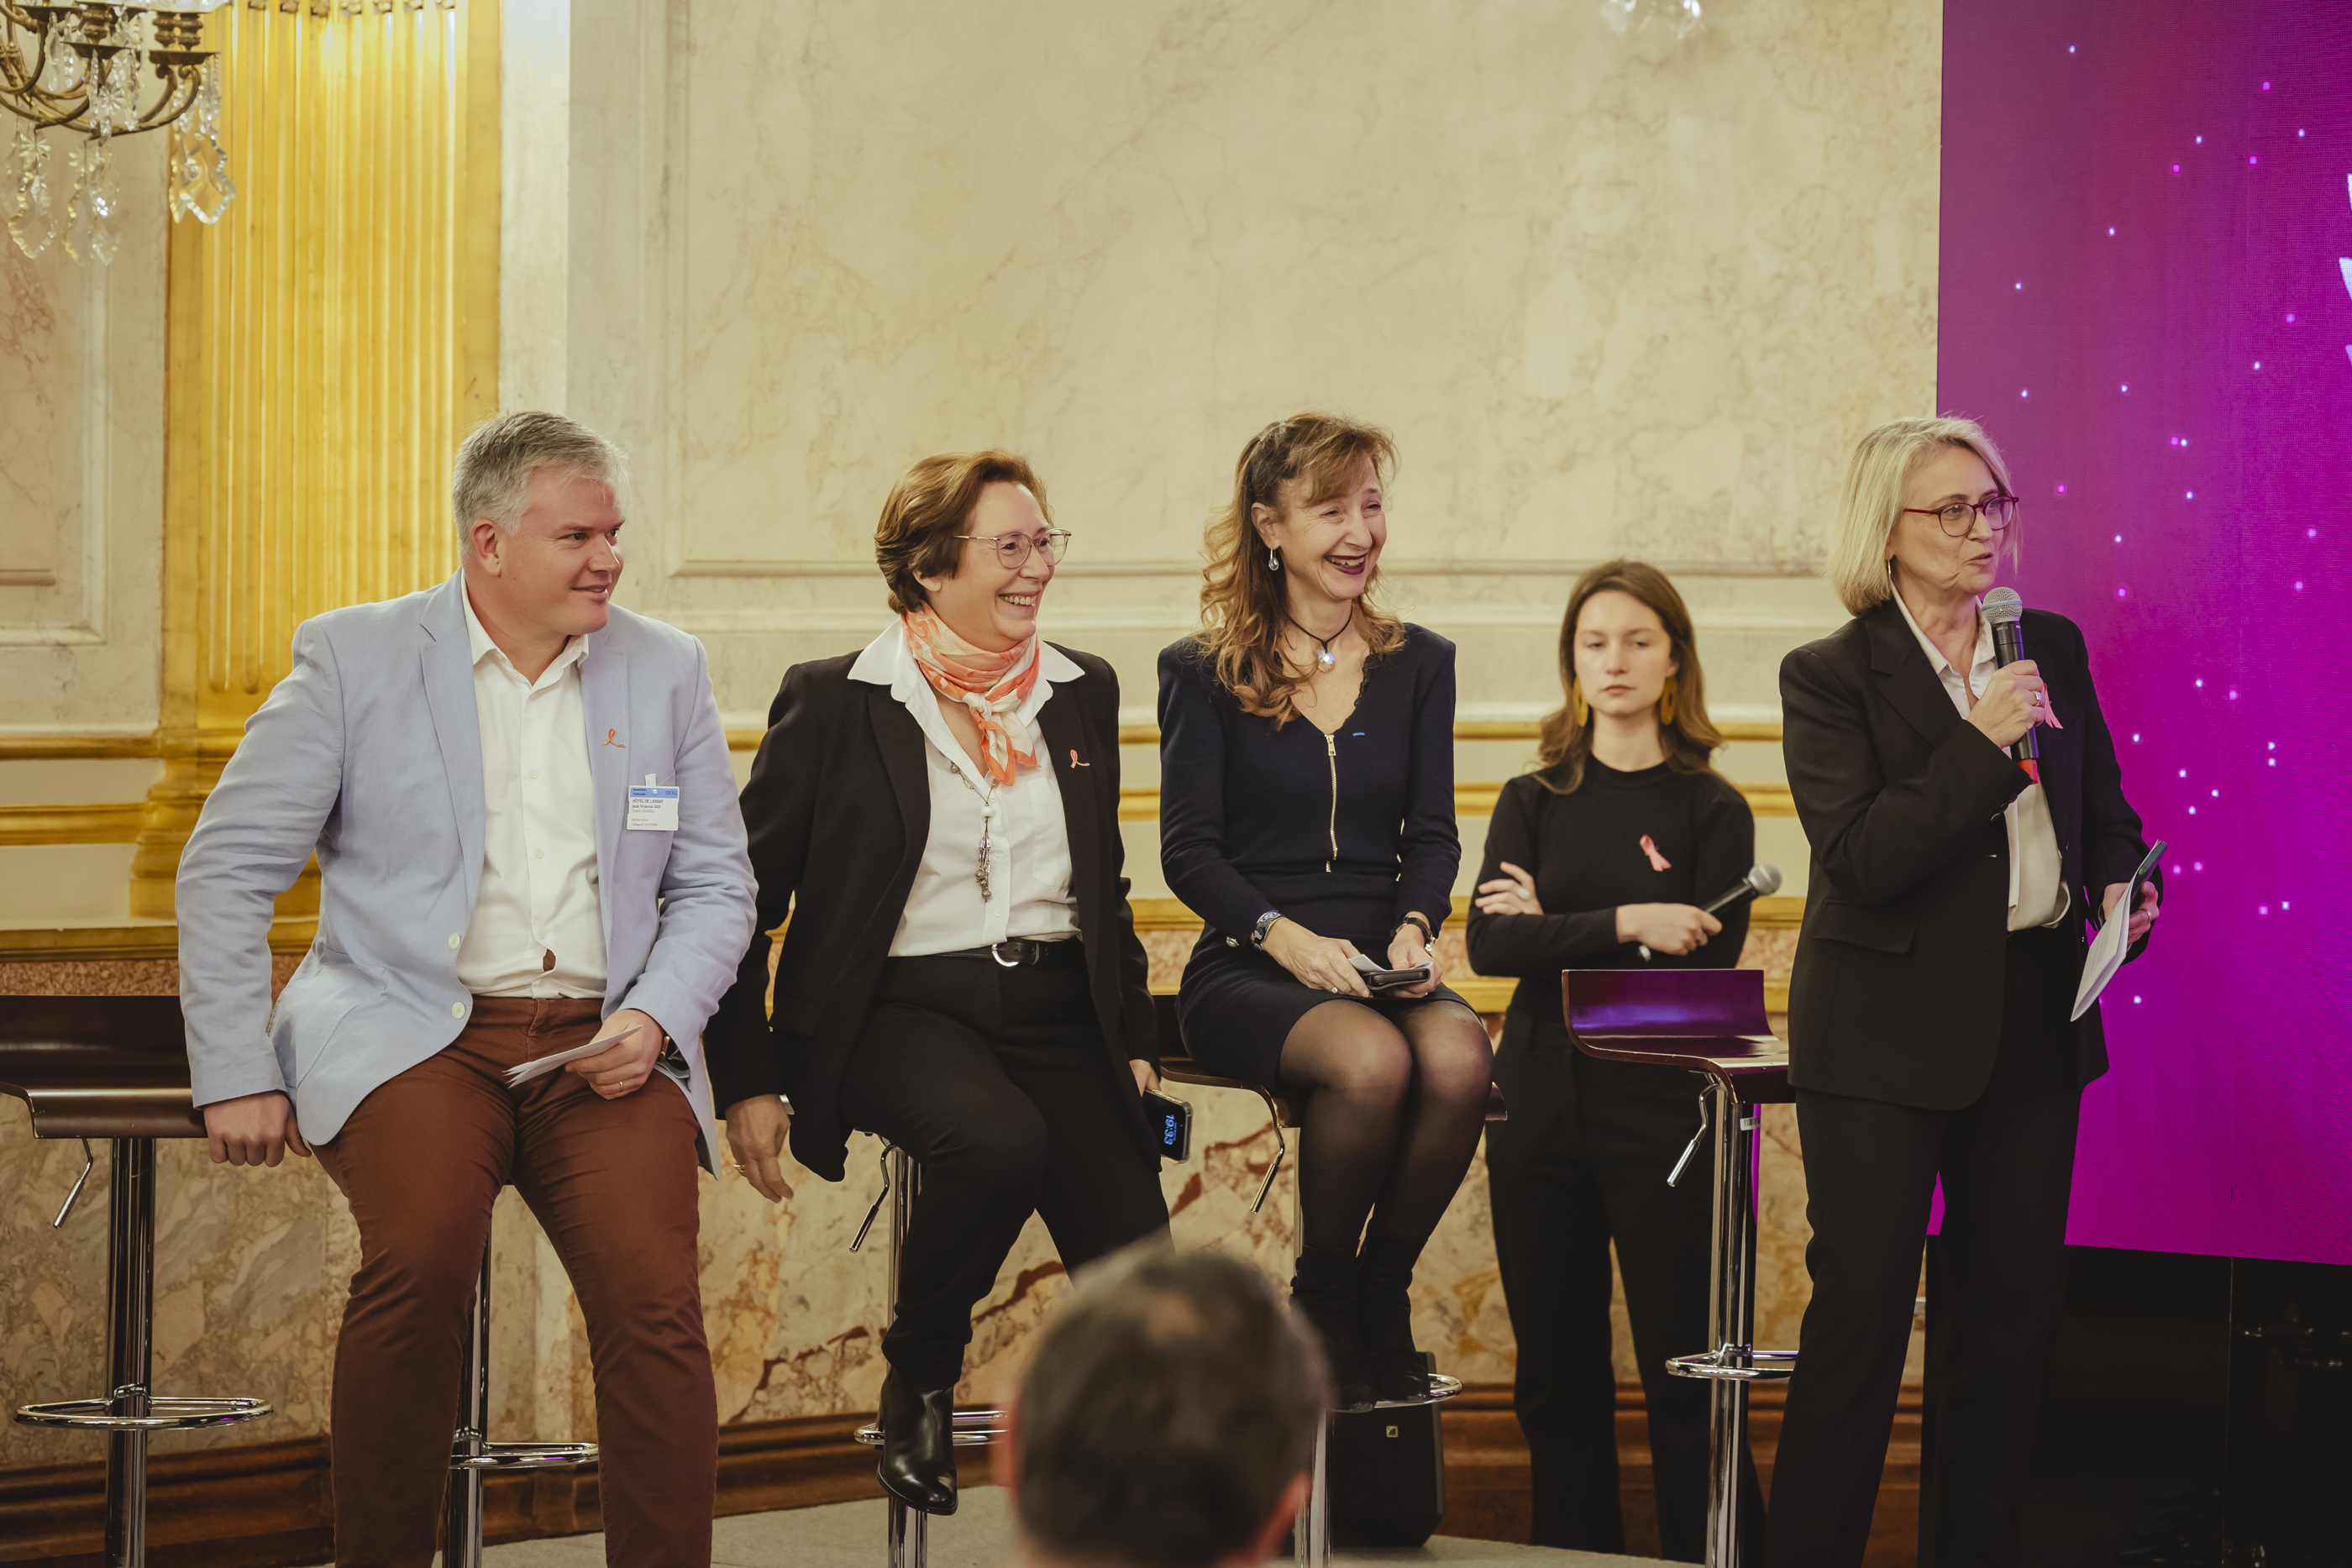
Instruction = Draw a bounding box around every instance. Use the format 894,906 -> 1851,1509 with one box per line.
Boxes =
0,1384 -> 1924,1567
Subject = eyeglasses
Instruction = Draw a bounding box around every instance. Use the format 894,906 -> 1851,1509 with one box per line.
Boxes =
1902,496 -> 2019,537
960,529 -> 1072,569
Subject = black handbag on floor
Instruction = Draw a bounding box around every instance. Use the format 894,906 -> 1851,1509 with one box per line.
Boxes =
1326,1354 -> 1446,1547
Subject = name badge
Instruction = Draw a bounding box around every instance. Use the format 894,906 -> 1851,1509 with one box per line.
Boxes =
627,773 -> 680,832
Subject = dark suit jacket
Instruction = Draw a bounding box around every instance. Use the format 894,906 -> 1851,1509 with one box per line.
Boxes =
702,643 -> 1158,1183
1780,599 -> 2156,1109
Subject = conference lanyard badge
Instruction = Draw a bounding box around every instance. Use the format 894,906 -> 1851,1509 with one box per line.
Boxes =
626,774 -> 680,831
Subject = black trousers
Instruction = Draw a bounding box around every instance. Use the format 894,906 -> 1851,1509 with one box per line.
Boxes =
837,945 -> 1170,1391
1487,1034 -> 1763,1562
1762,926 -> 2084,1568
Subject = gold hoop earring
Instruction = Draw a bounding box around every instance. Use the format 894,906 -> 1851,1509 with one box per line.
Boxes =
1656,678 -> 1677,727
1568,682 -> 1588,726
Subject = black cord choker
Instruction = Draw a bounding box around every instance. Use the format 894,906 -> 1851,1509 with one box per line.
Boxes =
1286,603 -> 1352,669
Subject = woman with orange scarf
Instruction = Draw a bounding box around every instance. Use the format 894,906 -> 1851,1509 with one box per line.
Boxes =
704,452 -> 1168,1520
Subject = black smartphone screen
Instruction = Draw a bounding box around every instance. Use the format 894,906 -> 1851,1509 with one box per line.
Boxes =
1142,1089 -> 1193,1162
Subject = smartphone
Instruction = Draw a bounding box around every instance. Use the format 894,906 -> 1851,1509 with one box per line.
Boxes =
1142,1088 -> 1193,1162
1351,954 -> 1435,993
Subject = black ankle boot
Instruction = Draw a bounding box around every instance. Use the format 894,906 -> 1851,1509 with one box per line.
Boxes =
1291,1244 -> 1376,1413
1358,1233 -> 1431,1403
876,1366 -> 958,1515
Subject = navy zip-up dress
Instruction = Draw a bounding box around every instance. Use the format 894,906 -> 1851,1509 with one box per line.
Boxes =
1157,625 -> 1467,1085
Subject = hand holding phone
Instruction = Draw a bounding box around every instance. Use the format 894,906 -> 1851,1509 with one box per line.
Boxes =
1352,953 -> 1434,993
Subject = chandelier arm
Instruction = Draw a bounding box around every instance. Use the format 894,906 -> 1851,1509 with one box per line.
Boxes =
132,70 -> 197,133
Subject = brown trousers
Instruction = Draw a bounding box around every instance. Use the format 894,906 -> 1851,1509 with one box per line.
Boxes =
313,997 -> 714,1568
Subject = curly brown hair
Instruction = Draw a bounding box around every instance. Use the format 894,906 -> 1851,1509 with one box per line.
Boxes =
1191,414 -> 1407,721
1534,560 -> 1725,794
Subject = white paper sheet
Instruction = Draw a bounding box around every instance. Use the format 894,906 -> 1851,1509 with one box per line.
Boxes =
2071,909 -> 2131,1021
504,1021 -> 645,1087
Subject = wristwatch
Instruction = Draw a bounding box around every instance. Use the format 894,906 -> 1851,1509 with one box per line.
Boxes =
1249,910 -> 1285,949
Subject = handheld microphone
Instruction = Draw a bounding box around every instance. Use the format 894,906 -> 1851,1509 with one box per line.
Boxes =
1639,864 -> 1782,960
1702,863 -> 1782,915
1980,587 -> 2040,781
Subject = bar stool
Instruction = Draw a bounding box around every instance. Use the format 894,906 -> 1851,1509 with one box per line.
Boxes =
1564,968 -> 1795,1568
1,996 -> 274,1568
441,1218 -> 597,1568
1152,996 -> 1479,1568
847,1141 -> 1004,1568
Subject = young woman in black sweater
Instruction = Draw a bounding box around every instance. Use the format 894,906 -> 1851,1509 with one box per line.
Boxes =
1465,560 -> 1761,1562
1160,414 -> 1492,1413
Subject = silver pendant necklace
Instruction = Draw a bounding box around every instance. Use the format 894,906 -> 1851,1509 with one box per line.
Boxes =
945,762 -> 1000,902
1286,601 -> 1353,670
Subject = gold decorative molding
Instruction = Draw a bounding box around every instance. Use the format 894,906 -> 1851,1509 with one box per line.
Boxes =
0,804 -> 146,847
1118,779 -> 1798,823
1134,893 -> 1803,933
0,732 -> 161,760
130,0 -> 501,919
0,918 -> 317,965
1131,893 -> 1800,1014
735,721 -> 1786,753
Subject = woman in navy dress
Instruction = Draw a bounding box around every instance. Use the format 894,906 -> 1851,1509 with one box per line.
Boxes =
1158,413 -> 1494,1411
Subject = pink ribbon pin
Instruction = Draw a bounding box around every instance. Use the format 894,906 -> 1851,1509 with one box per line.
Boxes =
1639,835 -> 1672,873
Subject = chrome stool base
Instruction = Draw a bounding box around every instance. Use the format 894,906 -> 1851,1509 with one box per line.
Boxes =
850,1145 -> 1009,1568
852,1408 -> 1005,1449
8,1136 -> 272,1568
1667,1348 -> 1798,1383
15,1393 -> 272,1432
444,1235 -> 596,1568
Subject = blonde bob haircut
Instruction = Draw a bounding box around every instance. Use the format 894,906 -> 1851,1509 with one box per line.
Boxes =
1824,416 -> 2019,617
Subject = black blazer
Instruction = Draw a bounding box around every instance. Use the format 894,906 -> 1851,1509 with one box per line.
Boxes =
702,644 -> 1158,1183
1780,599 -> 2156,1109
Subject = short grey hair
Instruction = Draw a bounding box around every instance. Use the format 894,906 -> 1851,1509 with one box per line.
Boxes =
450,411 -> 630,562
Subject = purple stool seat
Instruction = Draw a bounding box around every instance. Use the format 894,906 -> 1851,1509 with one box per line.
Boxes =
1564,969 -> 1792,1568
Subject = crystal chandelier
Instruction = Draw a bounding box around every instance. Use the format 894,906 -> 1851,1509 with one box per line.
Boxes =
3,1 -> 235,265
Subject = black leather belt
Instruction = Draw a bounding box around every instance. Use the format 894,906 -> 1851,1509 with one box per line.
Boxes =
916,938 -> 1080,968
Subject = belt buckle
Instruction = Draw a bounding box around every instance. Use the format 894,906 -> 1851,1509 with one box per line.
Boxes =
989,941 -> 1025,968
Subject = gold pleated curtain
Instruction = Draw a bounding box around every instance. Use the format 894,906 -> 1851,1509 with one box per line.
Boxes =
132,0 -> 500,920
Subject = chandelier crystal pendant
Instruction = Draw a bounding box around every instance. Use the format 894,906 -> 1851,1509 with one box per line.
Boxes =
3,1 -> 235,265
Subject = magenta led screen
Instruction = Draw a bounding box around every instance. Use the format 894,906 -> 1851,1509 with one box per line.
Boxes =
1938,1 -> 2352,1263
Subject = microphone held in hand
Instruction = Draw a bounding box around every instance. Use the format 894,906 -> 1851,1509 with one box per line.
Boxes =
1640,865 -> 1782,960
1981,587 -> 2039,778
1700,863 -> 1783,916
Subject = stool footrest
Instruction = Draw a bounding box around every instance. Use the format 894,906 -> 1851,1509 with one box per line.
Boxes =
452,1440 -> 598,1471
1344,1372 -> 1463,1413
13,1394 -> 271,1432
1666,1350 -> 1797,1382
853,1408 -> 1005,1448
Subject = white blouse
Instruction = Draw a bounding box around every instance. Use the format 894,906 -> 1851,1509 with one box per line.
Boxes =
849,622 -> 1084,957
1893,593 -> 2070,931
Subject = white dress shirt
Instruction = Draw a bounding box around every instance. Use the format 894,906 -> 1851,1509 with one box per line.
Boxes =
1892,592 -> 2070,931
455,590 -> 609,996
850,621 -> 1083,957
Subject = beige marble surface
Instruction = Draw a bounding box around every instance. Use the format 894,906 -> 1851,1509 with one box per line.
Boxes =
626,0 -> 1935,734
0,132 -> 166,735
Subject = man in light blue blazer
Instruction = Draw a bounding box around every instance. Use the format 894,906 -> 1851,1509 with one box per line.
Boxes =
177,412 -> 756,1568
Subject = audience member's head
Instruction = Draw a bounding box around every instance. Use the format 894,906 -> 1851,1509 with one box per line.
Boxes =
1003,1244 -> 1331,1568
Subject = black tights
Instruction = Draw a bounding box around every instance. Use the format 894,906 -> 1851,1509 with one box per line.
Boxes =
1278,997 -> 1494,1255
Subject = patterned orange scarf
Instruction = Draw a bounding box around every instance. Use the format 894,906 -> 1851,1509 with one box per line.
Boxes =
901,606 -> 1042,786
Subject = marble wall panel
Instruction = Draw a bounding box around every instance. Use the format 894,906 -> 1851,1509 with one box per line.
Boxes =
0,133 -> 166,736
638,0 -> 1937,734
